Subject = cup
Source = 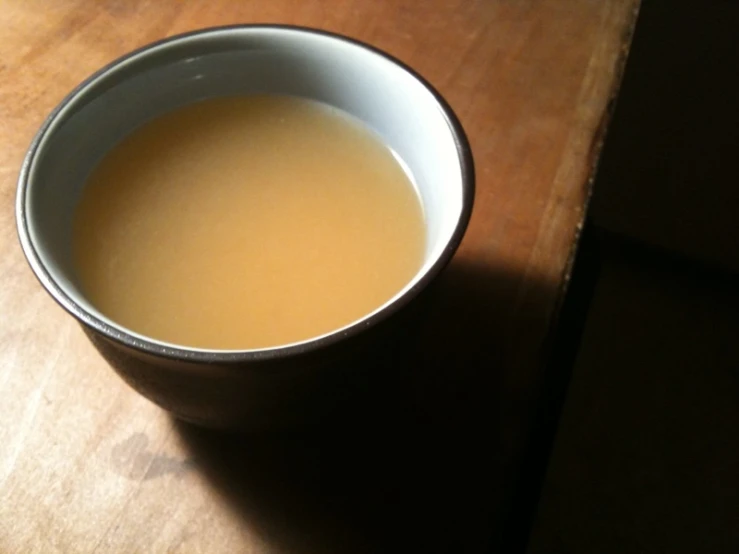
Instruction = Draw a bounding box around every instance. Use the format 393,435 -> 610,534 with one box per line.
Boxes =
16,25 -> 474,429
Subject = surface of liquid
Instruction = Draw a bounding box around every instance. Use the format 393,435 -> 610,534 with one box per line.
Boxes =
72,95 -> 425,349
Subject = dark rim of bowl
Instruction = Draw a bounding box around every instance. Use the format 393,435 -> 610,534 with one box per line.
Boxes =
16,24 -> 475,365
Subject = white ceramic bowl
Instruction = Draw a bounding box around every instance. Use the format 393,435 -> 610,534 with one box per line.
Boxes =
17,25 -> 474,428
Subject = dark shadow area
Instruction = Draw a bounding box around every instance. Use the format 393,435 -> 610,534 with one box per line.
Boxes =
527,231 -> 739,554
503,224 -> 601,554
173,259 -> 560,553
591,0 -> 739,273
523,2 -> 739,551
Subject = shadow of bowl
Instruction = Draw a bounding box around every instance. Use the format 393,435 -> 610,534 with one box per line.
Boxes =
174,260 -> 555,552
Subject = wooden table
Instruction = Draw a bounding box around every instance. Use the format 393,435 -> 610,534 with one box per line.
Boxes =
0,2 -> 639,552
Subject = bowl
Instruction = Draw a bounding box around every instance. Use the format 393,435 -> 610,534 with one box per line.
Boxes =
16,25 -> 474,429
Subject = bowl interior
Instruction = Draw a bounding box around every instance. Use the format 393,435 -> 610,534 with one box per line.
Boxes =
23,27 -> 468,353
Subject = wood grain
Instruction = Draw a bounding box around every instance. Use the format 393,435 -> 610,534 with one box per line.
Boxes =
0,1 -> 639,552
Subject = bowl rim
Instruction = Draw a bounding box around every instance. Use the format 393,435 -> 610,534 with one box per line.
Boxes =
16,23 -> 475,365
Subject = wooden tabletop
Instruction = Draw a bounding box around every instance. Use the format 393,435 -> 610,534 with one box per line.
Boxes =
0,1 -> 639,552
